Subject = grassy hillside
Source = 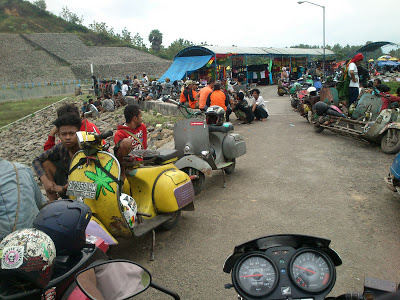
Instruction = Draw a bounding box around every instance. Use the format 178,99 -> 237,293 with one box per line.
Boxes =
0,0 -> 129,46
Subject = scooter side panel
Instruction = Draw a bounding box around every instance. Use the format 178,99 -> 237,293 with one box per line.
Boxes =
222,133 -> 247,159
364,109 -> 393,140
174,118 -> 209,157
353,94 -> 383,120
69,151 -> 132,238
127,164 -> 192,214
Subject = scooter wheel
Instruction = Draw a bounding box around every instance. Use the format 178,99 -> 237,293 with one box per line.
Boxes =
183,168 -> 205,195
224,159 -> 236,174
381,129 -> 400,154
314,123 -> 324,133
160,210 -> 181,230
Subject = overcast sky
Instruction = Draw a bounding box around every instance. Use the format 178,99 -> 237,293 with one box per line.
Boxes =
35,0 -> 399,51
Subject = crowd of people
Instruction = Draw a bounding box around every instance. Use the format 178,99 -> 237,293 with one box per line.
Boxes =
178,78 -> 269,124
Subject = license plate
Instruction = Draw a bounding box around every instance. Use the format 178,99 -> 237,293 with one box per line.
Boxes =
67,181 -> 98,200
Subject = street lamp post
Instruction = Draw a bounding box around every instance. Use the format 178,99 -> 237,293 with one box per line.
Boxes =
298,1 -> 325,79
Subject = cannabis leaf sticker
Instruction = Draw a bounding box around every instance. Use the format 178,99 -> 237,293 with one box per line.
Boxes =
85,159 -> 115,199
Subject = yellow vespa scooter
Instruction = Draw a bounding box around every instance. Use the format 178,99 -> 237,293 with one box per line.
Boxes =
67,131 -> 195,259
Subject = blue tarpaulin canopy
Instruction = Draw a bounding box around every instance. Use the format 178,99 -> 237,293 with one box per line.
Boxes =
159,55 -> 212,82
377,60 -> 400,67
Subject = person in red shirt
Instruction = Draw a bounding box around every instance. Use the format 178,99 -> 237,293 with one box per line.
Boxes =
114,104 -> 147,176
43,104 -> 101,151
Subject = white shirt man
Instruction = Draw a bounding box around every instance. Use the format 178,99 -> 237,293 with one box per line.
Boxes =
348,62 -> 359,88
121,83 -> 129,96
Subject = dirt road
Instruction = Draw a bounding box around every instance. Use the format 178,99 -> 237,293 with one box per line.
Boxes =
111,85 -> 400,299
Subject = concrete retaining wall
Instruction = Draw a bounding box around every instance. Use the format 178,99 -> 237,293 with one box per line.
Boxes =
0,84 -> 77,101
126,96 -> 186,117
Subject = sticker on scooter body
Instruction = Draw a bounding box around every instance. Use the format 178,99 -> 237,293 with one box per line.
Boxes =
190,122 -> 204,126
67,181 -> 98,200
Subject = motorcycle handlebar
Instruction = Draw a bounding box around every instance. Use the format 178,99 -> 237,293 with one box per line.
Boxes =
95,131 -> 113,140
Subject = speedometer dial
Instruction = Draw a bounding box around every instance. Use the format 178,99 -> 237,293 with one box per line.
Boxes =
234,254 -> 278,297
290,249 -> 334,293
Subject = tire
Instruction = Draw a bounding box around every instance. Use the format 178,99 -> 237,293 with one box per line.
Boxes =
307,111 -> 313,123
224,159 -> 236,174
314,123 -> 324,133
381,129 -> 400,154
183,167 -> 205,195
160,209 -> 181,230
278,88 -> 285,96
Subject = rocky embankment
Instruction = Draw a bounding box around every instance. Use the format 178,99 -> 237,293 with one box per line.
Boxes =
0,97 -> 176,170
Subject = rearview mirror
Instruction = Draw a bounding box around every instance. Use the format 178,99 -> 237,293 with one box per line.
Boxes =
76,260 -> 151,300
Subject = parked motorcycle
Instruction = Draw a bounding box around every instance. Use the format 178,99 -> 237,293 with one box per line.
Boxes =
73,259 -> 180,299
313,101 -> 400,154
164,97 -> 247,195
223,234 -> 398,300
384,151 -> 400,194
67,130 -> 195,259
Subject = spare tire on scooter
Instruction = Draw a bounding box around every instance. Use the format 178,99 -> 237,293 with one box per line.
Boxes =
326,108 -> 345,117
313,102 -> 330,116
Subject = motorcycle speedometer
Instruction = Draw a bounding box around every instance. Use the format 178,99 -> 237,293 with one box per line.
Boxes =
290,249 -> 335,293
233,253 -> 278,298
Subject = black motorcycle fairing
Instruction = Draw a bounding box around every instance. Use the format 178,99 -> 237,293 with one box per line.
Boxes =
223,234 -> 342,273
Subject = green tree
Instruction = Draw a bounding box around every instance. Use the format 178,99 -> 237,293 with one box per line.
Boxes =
33,0 -> 46,10
60,6 -> 83,25
132,33 -> 147,50
121,27 -> 132,44
148,29 -> 163,51
164,38 -> 193,59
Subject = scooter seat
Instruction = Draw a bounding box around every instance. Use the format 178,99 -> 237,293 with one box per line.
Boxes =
208,124 -> 234,133
141,149 -> 178,164
155,149 -> 179,164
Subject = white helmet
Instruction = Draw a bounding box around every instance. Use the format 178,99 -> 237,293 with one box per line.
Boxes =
206,105 -> 225,126
120,193 -> 138,229
307,87 -> 317,94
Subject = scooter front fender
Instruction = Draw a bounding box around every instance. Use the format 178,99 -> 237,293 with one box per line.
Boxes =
175,155 -> 213,177
379,123 -> 400,135
86,216 -> 119,246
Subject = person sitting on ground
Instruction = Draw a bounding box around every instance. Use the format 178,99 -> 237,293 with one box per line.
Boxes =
115,91 -> 127,107
180,80 -> 199,108
205,81 -> 232,122
161,78 -> 173,96
232,91 -> 254,124
94,96 -> 104,113
378,85 -> 400,111
250,89 -> 269,121
81,98 -> 96,118
114,81 -> 122,96
0,157 -> 48,239
44,103 -> 101,151
132,75 -> 141,94
198,78 -> 215,111
33,113 -> 82,201
102,94 -> 115,112
114,104 -> 147,177
121,80 -> 129,97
